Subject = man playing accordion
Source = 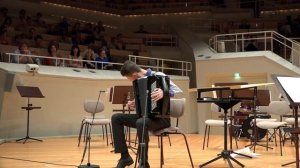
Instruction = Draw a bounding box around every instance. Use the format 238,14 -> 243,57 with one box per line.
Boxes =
111,60 -> 182,168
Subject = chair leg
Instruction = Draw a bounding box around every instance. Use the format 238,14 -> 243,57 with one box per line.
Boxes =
202,125 -> 207,150
167,135 -> 172,146
207,126 -> 210,148
279,128 -> 283,156
157,136 -> 160,148
109,123 -> 114,147
274,129 -> 277,146
181,133 -> 194,168
266,130 -> 269,151
102,125 -> 105,140
160,135 -> 164,168
105,124 -> 109,146
78,121 -> 85,147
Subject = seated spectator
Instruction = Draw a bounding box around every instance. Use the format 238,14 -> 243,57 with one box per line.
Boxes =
244,40 -> 258,51
95,49 -> 112,70
238,19 -> 250,29
0,17 -> 14,35
111,33 -> 125,50
70,22 -> 81,44
68,44 -> 82,68
33,35 -> 43,48
0,7 -> 8,24
13,41 -> 34,64
33,12 -> 46,27
28,27 -> 38,40
83,46 -> 96,69
96,20 -> 105,33
110,36 -> 124,50
0,30 -> 10,45
26,16 -> 33,27
13,33 -> 26,45
58,17 -> 70,41
46,41 -> 64,66
135,24 -> 148,34
16,9 -> 27,28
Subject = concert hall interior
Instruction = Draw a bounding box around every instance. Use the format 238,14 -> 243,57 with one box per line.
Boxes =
1,0 -> 300,168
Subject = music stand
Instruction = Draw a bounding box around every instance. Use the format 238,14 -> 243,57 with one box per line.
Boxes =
16,86 -> 44,144
198,87 -> 251,168
271,75 -> 300,168
214,82 -> 248,149
111,86 -> 137,151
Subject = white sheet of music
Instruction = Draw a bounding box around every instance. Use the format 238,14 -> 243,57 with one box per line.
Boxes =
277,77 -> 300,103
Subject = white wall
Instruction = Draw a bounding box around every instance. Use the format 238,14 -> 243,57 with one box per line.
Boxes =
0,63 -> 193,139
196,51 -> 300,134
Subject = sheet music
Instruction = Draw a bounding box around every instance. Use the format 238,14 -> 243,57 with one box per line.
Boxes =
277,77 -> 300,103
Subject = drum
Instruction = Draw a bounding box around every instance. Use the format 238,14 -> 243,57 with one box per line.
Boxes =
241,115 -> 270,140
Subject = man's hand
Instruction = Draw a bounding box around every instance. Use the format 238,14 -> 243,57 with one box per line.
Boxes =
151,88 -> 163,102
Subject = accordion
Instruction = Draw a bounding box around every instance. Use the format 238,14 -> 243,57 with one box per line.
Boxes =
133,75 -> 170,118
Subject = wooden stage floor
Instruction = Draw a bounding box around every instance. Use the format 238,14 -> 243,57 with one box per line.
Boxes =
0,134 -> 297,168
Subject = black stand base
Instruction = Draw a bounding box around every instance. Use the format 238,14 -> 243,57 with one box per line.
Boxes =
78,164 -> 100,168
199,150 -> 251,168
16,136 -> 43,144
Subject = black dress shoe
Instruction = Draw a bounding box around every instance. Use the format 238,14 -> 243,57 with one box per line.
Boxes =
116,156 -> 134,168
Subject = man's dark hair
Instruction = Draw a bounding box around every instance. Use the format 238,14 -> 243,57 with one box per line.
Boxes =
120,60 -> 141,76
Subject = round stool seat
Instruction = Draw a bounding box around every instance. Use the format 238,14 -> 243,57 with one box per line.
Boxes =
253,118 -> 277,123
85,118 -> 111,125
256,121 -> 286,129
285,118 -> 300,125
205,119 -> 230,127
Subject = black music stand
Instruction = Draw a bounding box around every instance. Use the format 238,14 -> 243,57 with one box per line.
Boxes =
111,86 -> 137,151
214,82 -> 248,149
16,86 -> 44,144
198,87 -> 251,168
270,75 -> 300,168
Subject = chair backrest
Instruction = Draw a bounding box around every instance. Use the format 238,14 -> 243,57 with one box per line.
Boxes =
268,101 -> 290,116
170,98 -> 186,118
84,100 -> 105,114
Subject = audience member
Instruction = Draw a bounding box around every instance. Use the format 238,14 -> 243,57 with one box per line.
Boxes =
111,33 -> 125,50
46,41 -> 64,66
33,12 -> 46,27
238,19 -> 250,29
33,35 -> 44,48
70,22 -> 81,44
13,41 -> 34,64
58,17 -> 70,41
28,27 -> 38,40
0,30 -> 10,45
83,46 -> 96,69
135,24 -> 148,33
95,49 -> 112,69
68,44 -> 82,68
0,7 -> 8,24
0,17 -> 14,35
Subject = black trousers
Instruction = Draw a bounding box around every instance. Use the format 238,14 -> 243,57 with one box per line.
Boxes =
111,113 -> 170,162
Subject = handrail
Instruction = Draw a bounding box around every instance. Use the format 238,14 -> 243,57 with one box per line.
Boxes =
208,31 -> 300,67
2,53 -> 192,76
128,55 -> 192,76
